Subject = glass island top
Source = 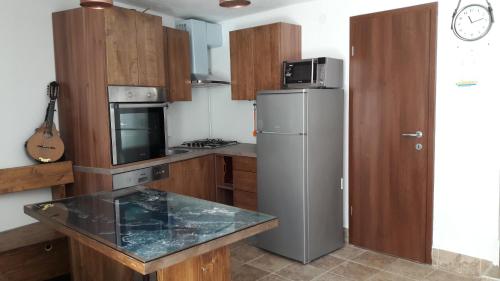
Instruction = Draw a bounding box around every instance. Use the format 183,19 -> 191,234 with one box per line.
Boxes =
25,187 -> 275,263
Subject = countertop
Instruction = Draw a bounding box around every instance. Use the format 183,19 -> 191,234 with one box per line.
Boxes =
74,143 -> 256,175
24,186 -> 276,264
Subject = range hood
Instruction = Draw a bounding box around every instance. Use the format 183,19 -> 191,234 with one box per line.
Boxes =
176,19 -> 230,88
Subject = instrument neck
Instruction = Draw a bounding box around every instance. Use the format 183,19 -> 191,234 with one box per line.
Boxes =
46,99 -> 56,132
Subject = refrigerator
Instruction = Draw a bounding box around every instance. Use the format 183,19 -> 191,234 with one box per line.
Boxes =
256,88 -> 344,264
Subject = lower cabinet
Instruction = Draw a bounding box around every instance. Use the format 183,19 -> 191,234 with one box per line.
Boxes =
147,155 -> 216,201
216,155 -> 257,211
234,190 -> 257,211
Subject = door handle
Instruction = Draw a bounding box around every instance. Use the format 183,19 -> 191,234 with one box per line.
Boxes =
401,131 -> 423,138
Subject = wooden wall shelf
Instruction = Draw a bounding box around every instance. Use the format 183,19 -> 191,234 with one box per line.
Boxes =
0,161 -> 73,198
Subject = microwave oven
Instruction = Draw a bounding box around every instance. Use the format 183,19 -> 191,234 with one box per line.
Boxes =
283,57 -> 343,89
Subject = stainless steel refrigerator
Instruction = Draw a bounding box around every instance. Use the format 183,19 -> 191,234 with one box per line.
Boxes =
256,88 -> 344,263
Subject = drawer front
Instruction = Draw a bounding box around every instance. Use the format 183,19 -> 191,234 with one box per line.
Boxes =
0,238 -> 69,281
233,156 -> 256,173
234,171 -> 256,193
234,190 -> 257,211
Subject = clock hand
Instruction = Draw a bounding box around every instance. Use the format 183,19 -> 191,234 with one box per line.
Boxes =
472,18 -> 485,23
468,16 -> 473,23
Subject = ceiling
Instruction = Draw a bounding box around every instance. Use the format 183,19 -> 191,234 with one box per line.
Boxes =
116,0 -> 317,22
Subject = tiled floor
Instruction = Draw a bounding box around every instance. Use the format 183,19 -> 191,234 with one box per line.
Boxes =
230,242 -> 499,281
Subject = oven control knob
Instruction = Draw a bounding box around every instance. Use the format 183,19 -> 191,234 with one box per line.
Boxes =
127,92 -> 133,98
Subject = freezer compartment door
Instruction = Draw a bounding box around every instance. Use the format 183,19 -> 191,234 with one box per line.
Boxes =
257,92 -> 306,134
256,132 -> 307,262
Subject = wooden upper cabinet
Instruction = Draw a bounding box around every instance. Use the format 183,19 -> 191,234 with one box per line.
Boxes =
230,28 -> 255,101
136,13 -> 165,87
164,27 -> 192,102
105,8 -> 139,86
105,7 -> 165,87
230,23 -> 301,100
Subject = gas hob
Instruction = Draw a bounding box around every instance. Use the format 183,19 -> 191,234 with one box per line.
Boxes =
177,139 -> 238,149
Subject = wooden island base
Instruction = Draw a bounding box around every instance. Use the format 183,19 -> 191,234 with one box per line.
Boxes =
157,246 -> 230,281
70,238 -> 230,281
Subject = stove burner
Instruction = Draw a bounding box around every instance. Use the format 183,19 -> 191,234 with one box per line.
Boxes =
179,139 -> 238,149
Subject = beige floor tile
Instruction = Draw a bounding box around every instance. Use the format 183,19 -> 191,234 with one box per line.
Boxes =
330,261 -> 379,281
276,263 -> 326,281
249,253 -> 293,273
438,247 -> 481,277
331,245 -> 366,260
232,244 -> 266,263
480,260 -> 493,276
314,272 -> 350,281
232,257 -> 245,275
352,251 -> 397,270
369,271 -> 414,281
384,259 -> 435,279
423,269 -> 479,281
460,255 -> 482,277
437,249 -> 483,277
309,255 -> 345,270
232,264 -> 269,281
436,249 -> 460,274
485,265 -> 500,279
257,274 -> 290,281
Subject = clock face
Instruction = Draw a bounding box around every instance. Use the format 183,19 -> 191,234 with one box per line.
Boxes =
453,4 -> 493,41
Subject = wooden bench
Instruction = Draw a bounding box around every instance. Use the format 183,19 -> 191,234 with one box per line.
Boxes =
0,161 -> 73,281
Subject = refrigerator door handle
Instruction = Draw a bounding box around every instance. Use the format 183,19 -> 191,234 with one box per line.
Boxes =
257,131 -> 307,136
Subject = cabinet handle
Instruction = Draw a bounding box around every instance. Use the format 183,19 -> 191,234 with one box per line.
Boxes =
44,243 -> 53,252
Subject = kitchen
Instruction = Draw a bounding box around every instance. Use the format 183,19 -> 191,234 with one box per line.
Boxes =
1,0 -> 499,281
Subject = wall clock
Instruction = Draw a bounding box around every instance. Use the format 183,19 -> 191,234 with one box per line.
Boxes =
451,0 -> 495,41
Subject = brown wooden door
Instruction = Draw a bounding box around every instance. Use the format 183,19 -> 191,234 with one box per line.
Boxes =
164,27 -> 192,102
230,28 -> 255,100
105,7 -> 139,85
349,3 -> 437,263
136,13 -> 165,87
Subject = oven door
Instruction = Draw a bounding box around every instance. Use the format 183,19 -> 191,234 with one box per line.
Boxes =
109,103 -> 168,165
284,59 -> 317,87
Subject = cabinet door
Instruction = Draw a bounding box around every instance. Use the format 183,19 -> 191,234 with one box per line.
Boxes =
234,190 -> 257,211
148,156 -> 215,201
230,28 -> 255,100
136,13 -> 165,87
253,24 -> 281,92
105,7 -> 139,85
164,27 -> 192,101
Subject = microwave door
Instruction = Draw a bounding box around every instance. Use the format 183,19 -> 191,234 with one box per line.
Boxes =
284,60 -> 315,86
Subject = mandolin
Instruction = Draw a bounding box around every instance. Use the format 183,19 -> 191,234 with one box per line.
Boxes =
26,82 -> 65,163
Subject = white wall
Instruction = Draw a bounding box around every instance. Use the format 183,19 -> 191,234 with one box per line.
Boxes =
0,0 -> 181,232
201,0 -> 500,263
0,0 -> 79,231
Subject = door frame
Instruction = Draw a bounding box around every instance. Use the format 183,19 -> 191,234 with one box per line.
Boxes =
348,2 -> 438,264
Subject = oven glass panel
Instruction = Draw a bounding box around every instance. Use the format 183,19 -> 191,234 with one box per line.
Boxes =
112,106 -> 166,165
285,61 -> 317,84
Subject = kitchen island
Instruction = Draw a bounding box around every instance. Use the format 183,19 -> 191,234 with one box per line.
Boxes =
24,186 -> 277,281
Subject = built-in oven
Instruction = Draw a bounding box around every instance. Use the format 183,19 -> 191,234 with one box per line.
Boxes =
108,86 -> 168,166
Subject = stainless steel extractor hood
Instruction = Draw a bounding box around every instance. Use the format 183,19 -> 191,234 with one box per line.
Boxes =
176,19 -> 230,88
191,74 -> 230,88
